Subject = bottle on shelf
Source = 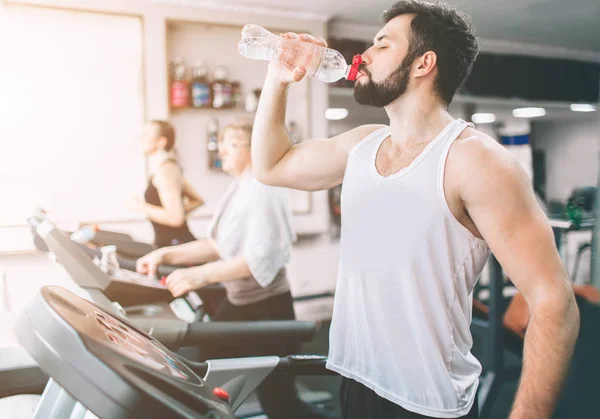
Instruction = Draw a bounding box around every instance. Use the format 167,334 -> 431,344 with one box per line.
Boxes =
206,119 -> 222,170
245,88 -> 261,113
190,63 -> 212,108
170,57 -> 190,109
211,67 -> 233,109
238,24 -> 362,83
231,81 -> 243,110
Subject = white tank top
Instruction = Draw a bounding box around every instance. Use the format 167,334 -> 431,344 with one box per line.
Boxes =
326,119 -> 491,418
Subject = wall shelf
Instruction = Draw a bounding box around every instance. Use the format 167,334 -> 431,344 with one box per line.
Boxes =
166,20 -> 313,217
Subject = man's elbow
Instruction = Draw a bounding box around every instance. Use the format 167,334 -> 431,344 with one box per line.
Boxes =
538,284 -> 580,333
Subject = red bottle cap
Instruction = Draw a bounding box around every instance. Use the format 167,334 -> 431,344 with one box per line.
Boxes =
160,276 -> 167,285
346,54 -> 363,81
213,387 -> 229,402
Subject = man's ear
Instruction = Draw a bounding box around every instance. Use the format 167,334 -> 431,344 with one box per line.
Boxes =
414,51 -> 437,78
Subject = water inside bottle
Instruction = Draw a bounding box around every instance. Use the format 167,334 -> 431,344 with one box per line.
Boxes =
238,24 -> 350,83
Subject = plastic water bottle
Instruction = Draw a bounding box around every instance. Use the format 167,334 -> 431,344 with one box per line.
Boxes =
99,245 -> 120,275
238,24 -> 362,83
70,224 -> 99,244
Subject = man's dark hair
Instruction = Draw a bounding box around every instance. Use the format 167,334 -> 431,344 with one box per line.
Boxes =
150,120 -> 175,151
382,0 -> 479,105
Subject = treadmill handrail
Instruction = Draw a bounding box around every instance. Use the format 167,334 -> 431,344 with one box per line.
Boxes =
274,355 -> 337,377
182,321 -> 316,347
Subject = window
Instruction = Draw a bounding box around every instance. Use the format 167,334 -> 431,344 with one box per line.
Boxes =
0,6 -> 145,243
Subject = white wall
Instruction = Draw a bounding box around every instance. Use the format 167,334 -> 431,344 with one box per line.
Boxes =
533,117 -> 600,202
0,0 -> 341,326
0,0 -> 331,250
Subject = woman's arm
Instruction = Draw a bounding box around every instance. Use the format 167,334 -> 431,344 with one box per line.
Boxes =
182,178 -> 204,214
164,256 -> 251,297
136,239 -> 220,278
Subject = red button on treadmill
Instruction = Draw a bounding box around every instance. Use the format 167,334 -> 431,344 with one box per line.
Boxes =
213,387 -> 229,402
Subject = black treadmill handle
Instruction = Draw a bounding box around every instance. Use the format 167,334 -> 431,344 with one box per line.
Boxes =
182,321 -> 317,346
182,355 -> 335,381
275,355 -> 337,377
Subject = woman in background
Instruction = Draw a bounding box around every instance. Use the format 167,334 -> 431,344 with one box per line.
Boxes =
131,120 -> 204,248
137,121 -> 331,419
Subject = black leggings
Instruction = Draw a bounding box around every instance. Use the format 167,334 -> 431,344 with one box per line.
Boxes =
201,292 -> 330,419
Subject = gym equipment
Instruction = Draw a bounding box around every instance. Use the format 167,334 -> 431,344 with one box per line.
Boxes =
28,215 -> 226,317
0,347 -> 47,398
27,209 -> 154,259
16,286 -> 333,418
34,219 -> 317,350
86,228 -> 154,259
471,255 -> 510,418
548,190 -> 597,286
27,215 -> 179,277
591,158 -> 600,288
31,220 -> 336,417
28,213 -> 334,315
474,198 -> 600,419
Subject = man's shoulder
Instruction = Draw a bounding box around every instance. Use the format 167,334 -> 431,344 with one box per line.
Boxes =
453,126 -> 499,153
448,126 -> 530,195
449,126 -> 514,170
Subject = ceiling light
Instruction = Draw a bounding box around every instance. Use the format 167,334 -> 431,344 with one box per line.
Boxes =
512,107 -> 546,118
570,104 -> 597,112
471,113 -> 496,124
325,108 -> 349,121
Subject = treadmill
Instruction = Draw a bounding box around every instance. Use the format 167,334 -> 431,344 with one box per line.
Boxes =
16,286 -> 334,418
27,215 -> 227,316
24,220 -> 336,416
27,208 -> 154,259
33,220 -> 318,353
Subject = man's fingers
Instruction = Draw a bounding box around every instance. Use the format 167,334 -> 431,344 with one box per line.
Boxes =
299,33 -> 315,42
315,37 -> 327,47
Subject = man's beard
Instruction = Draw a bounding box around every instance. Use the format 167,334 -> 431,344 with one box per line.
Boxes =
354,58 -> 412,107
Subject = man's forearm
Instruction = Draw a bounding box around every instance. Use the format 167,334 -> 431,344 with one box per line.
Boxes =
510,292 -> 579,418
252,75 -> 294,175
160,239 -> 220,266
